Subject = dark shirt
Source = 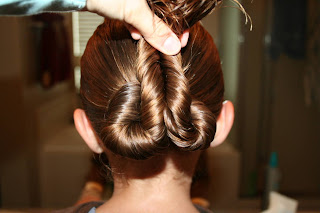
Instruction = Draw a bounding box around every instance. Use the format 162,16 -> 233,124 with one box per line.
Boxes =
53,201 -> 214,213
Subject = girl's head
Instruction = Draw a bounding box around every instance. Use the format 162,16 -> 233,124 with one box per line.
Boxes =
74,0 -> 234,162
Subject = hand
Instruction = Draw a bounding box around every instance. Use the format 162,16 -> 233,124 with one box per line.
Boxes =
85,0 -> 189,55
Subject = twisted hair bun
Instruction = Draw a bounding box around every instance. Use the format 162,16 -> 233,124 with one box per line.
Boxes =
80,0 -> 224,160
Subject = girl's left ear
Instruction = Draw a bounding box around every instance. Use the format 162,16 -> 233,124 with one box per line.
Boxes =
210,101 -> 235,147
73,109 -> 103,154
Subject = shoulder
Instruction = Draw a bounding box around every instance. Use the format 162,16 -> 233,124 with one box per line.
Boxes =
194,204 -> 214,213
53,201 -> 104,213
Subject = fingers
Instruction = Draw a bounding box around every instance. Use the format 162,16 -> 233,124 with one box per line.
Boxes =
87,0 -> 190,55
127,23 -> 190,51
179,30 -> 190,48
143,18 -> 181,55
124,23 -> 141,40
124,0 -> 181,55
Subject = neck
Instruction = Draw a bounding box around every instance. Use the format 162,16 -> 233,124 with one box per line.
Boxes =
97,150 -> 201,213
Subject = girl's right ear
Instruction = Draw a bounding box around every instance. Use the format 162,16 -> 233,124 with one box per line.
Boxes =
210,101 -> 234,147
73,109 -> 103,154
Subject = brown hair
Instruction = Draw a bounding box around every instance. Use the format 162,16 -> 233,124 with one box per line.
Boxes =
80,0 -> 224,160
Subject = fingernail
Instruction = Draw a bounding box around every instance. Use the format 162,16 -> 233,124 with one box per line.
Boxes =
163,36 -> 181,55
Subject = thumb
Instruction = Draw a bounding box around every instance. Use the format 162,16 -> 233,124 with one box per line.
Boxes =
124,1 -> 181,55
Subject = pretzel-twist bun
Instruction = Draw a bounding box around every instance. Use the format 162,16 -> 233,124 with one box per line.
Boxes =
80,0 -> 224,159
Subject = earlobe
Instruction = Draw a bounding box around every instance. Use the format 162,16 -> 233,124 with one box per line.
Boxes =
74,109 -> 103,153
210,101 -> 234,147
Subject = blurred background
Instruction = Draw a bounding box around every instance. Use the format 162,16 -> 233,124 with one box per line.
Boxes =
0,0 -> 319,212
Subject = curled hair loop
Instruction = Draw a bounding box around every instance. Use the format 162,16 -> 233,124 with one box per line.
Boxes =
189,100 -> 217,150
100,83 -> 163,159
161,53 -> 216,150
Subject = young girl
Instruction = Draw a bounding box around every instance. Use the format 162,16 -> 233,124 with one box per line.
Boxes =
71,0 -> 234,212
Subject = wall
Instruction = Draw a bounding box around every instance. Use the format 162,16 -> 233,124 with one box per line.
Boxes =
236,0 -> 268,196
270,55 -> 320,195
0,14 -> 78,208
0,16 -> 34,207
238,0 -> 320,197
